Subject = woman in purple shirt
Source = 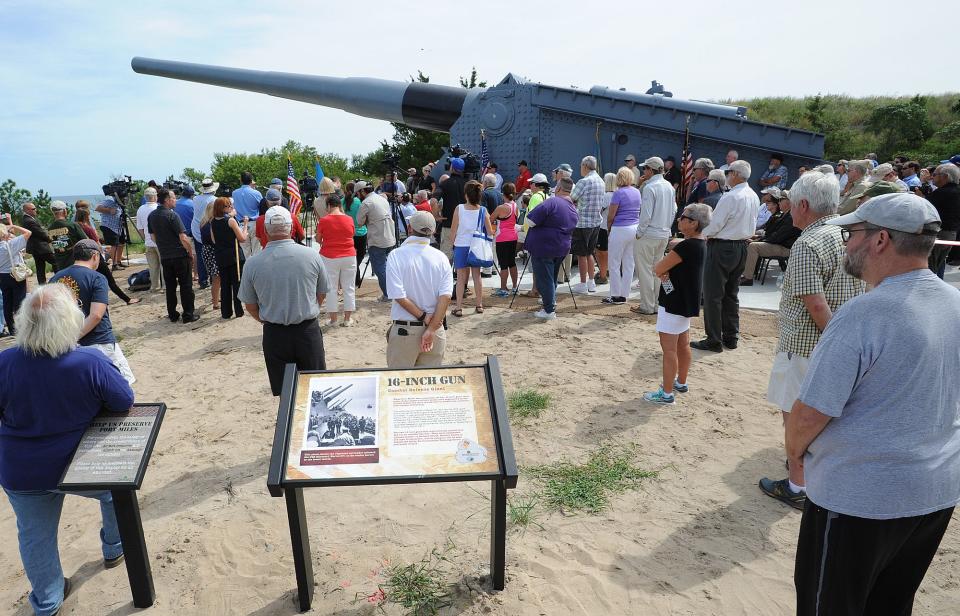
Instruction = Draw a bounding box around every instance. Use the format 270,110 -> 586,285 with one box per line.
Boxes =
602,167 -> 643,305
0,284 -> 134,616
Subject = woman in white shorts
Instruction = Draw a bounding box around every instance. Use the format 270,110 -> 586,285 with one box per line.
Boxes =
643,204 -> 712,405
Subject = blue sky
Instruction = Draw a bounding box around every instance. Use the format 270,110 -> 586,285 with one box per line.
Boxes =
1,0 -> 955,195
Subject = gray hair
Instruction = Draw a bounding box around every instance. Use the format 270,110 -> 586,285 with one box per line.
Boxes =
727,150 -> 739,159
936,164 -> 960,184
815,164 -> 834,174
886,227 -> 939,258
15,284 -> 84,357
847,160 -> 872,177
728,159 -> 752,180
557,177 -> 575,193
482,173 -> 497,188
682,203 -> 712,232
581,156 -> 597,171
789,170 -> 840,216
416,189 -> 429,202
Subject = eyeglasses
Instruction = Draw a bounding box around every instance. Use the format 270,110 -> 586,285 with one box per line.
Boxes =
840,226 -> 879,242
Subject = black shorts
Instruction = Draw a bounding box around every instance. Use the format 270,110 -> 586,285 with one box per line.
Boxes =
597,227 -> 609,251
101,226 -> 121,246
571,227 -> 600,256
496,240 -> 518,268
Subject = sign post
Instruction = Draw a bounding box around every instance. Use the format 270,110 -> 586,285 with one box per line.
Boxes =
267,357 -> 518,612
58,403 -> 166,609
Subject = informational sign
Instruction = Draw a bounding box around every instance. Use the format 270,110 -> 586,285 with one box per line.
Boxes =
59,404 -> 165,490
283,366 -> 501,483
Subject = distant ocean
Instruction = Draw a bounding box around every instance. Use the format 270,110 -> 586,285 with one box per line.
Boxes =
52,194 -> 105,206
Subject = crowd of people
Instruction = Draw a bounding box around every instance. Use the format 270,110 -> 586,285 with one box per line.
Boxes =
0,145 -> 959,615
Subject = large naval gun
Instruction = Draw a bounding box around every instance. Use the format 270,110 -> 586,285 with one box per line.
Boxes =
131,57 -> 824,185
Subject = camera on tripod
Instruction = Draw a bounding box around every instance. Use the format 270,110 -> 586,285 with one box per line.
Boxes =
162,177 -> 188,196
445,144 -> 482,175
299,174 -> 319,212
381,149 -> 401,171
102,175 -> 137,201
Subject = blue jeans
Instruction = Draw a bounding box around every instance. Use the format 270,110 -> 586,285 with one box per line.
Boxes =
531,256 -> 562,314
193,238 -> 208,287
367,245 -> 393,298
4,489 -> 123,615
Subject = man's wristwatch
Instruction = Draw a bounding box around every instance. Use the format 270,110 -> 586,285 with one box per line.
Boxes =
417,311 -> 428,322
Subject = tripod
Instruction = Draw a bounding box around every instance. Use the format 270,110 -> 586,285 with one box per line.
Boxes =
508,252 -> 577,310
301,193 -> 317,247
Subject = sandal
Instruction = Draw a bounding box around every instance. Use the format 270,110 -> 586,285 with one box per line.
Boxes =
452,308 -> 464,317
522,290 -> 540,298
630,305 -> 657,315
475,306 -> 484,314
125,298 -> 142,305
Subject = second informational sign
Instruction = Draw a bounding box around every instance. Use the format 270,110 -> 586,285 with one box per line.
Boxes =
59,404 -> 166,490
284,366 -> 500,483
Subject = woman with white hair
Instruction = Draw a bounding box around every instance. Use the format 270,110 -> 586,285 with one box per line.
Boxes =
0,284 -> 134,615
0,215 -> 32,333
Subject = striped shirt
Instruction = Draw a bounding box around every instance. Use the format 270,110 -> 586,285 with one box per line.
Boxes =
776,215 -> 865,357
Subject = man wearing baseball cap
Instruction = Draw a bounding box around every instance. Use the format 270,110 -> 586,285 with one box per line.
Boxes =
384,211 -> 453,367
239,205 -> 330,396
50,239 -> 136,384
787,192 -> 960,614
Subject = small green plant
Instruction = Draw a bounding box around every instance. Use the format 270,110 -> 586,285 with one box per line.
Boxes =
527,445 -> 658,514
383,545 -> 454,615
508,389 -> 550,423
507,495 -> 544,533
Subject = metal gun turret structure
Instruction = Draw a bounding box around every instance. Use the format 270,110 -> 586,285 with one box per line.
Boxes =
132,57 -> 824,185
310,383 -> 354,416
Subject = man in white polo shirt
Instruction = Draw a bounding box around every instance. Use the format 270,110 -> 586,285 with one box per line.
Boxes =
385,211 -> 453,367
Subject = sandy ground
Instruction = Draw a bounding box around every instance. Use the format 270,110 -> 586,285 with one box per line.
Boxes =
1,279 -> 958,616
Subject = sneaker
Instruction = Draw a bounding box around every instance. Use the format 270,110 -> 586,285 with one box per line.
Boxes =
492,289 -> 510,298
758,477 -> 806,510
341,318 -> 355,327
643,387 -> 675,405
324,319 -> 338,328
104,553 -> 125,569
533,309 -> 557,320
571,282 -> 590,294
673,380 -> 689,393
587,280 -> 597,293
599,296 -> 626,305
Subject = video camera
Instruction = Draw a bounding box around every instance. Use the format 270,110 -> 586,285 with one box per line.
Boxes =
446,144 -> 483,175
299,174 -> 319,211
102,175 -> 137,201
381,149 -> 401,171
162,177 -> 188,196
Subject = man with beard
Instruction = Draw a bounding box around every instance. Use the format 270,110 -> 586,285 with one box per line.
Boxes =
758,171 -> 864,507
788,193 -> 959,615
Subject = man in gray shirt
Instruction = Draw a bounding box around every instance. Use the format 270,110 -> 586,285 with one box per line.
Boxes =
356,181 -> 396,301
787,193 -> 960,615
239,206 -> 329,395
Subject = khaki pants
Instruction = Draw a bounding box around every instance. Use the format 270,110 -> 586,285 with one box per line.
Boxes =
145,246 -> 162,291
439,228 -> 454,261
240,220 -> 261,259
633,236 -> 669,312
744,242 -> 791,279
386,323 -> 446,368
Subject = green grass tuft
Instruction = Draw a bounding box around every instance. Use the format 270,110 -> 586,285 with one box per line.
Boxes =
526,445 -> 658,514
507,495 -> 545,533
383,546 -> 453,615
508,389 -> 550,423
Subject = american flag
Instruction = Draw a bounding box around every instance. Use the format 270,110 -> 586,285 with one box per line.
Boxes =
287,159 -> 303,217
479,130 -> 490,177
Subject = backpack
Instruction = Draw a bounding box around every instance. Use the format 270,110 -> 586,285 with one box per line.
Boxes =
127,269 -> 151,291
